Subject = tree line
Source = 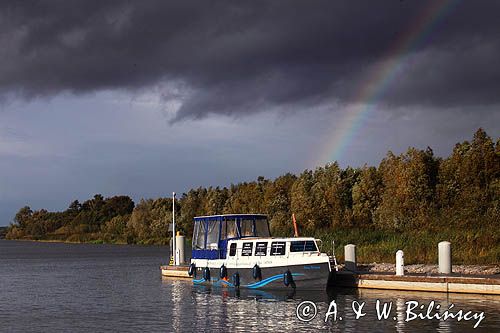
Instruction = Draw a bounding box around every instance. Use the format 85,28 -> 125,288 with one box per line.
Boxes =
5,129 -> 499,262
0,226 -> 7,239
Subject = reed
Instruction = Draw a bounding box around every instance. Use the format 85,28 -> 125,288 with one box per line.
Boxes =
313,226 -> 499,265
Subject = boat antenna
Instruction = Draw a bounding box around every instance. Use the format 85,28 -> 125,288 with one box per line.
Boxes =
172,192 -> 176,266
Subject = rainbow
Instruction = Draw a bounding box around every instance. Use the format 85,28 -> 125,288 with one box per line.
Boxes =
313,0 -> 460,168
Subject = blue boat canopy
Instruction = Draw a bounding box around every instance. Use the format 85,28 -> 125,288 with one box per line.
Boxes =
192,214 -> 270,260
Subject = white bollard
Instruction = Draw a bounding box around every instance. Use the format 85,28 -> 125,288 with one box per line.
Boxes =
176,234 -> 186,264
344,244 -> 357,272
396,250 -> 404,276
438,241 -> 452,274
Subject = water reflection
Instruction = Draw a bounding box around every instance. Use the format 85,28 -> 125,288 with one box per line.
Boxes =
189,282 -> 344,303
170,279 -> 183,332
168,280 -> 500,332
395,297 -> 406,333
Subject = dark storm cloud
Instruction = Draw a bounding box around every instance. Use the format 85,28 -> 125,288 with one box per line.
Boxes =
1,0 -> 499,120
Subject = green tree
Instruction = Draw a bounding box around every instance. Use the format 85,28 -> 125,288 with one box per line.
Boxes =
290,170 -> 316,233
377,147 -> 439,229
352,166 -> 383,226
264,173 -> 296,235
14,206 -> 33,228
437,128 -> 499,227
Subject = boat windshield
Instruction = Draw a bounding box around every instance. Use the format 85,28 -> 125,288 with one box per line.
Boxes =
255,219 -> 270,237
221,217 -> 238,239
240,219 -> 254,237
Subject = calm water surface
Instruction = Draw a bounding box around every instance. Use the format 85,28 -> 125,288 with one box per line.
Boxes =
1,240 -> 499,332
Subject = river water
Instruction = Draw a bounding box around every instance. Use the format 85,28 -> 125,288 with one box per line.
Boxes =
0,240 -> 498,332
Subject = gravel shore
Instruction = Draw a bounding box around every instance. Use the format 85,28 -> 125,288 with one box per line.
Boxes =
337,263 -> 500,275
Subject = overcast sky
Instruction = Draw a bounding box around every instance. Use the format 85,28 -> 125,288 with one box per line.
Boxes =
1,1 -> 499,225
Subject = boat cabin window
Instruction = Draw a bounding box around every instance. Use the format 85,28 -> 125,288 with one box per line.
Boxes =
229,243 -> 237,256
255,242 -> 267,256
193,220 -> 206,250
221,218 -> 239,239
225,218 -> 238,238
240,219 -> 254,237
255,219 -> 270,237
290,240 -> 318,252
242,242 -> 253,256
206,220 -> 220,249
270,241 -> 286,256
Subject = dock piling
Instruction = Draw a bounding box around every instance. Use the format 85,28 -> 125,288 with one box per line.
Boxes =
439,241 -> 452,274
396,250 -> 404,276
345,244 -> 357,272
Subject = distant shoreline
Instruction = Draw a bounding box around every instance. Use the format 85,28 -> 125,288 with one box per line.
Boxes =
0,226 -> 8,239
0,238 -> 156,246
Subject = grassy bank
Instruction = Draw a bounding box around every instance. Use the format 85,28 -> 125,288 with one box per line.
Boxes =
314,227 -> 500,265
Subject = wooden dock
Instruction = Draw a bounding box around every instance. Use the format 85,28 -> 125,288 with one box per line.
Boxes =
333,271 -> 500,295
160,265 -> 191,278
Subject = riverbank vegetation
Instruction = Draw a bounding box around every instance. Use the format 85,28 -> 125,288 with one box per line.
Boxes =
0,227 -> 7,239
5,129 -> 499,264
